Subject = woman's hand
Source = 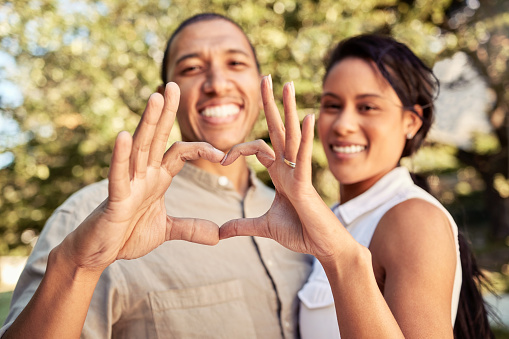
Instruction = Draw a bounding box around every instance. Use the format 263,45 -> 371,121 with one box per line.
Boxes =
59,82 -> 225,273
220,76 -> 354,262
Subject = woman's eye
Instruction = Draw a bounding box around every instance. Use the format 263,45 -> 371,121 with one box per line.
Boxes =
321,103 -> 342,111
358,104 -> 377,113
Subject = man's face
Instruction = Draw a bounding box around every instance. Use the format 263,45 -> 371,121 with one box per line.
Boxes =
165,19 -> 261,152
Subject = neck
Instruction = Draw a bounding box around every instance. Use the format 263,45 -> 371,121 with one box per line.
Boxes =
188,157 -> 250,196
339,169 -> 392,204
339,181 -> 372,204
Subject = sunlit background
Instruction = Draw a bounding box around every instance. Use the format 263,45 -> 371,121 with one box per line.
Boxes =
0,0 -> 508,334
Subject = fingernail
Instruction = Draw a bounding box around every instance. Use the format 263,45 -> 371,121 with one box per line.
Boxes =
220,153 -> 228,165
268,74 -> 273,90
290,81 -> 295,97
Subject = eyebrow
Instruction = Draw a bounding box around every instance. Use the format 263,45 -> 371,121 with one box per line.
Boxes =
225,48 -> 251,57
321,92 -> 384,100
175,53 -> 200,66
175,49 -> 251,66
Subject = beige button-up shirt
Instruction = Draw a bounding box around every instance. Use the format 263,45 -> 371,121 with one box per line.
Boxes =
2,163 -> 313,338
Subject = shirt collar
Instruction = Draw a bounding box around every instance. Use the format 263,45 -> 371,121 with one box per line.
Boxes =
178,162 -> 259,193
335,167 -> 414,225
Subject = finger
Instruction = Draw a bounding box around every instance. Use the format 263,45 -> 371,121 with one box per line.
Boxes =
261,75 -> 285,156
148,82 -> 180,168
162,141 -> 225,177
219,216 -> 270,240
130,93 -> 164,179
108,131 -> 132,202
283,81 -> 301,163
167,216 -> 220,246
295,114 -> 315,182
222,139 -> 275,169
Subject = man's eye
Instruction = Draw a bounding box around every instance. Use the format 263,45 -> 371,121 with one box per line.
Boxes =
229,60 -> 246,67
181,66 -> 202,74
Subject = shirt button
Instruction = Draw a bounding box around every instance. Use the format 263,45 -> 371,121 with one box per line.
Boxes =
218,176 -> 229,187
284,321 -> 291,328
266,259 -> 273,267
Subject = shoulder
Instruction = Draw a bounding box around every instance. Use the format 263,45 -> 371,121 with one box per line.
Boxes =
382,198 -> 451,233
57,179 -> 109,214
42,180 -> 109,236
371,198 -> 457,274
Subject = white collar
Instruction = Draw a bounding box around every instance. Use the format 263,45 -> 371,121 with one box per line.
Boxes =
334,167 -> 414,225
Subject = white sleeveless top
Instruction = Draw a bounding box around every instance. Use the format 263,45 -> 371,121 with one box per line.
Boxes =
298,167 -> 462,339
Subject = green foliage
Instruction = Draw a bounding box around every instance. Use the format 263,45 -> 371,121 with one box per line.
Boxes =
0,0 -> 508,252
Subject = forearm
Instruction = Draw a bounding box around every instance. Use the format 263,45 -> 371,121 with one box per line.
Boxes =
3,243 -> 103,339
321,247 -> 404,339
291,192 -> 404,338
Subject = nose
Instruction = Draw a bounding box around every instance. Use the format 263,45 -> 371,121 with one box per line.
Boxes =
331,106 -> 358,136
202,65 -> 232,95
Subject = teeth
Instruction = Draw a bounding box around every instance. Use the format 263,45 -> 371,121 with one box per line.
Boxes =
201,104 -> 240,118
332,145 -> 366,154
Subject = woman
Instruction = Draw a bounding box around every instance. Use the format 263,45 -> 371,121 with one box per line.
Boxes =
220,34 -> 492,338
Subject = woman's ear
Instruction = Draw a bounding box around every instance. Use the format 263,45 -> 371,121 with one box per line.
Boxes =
404,104 -> 423,138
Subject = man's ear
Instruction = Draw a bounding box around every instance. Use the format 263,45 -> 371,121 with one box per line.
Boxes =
156,84 -> 165,95
404,104 -> 423,137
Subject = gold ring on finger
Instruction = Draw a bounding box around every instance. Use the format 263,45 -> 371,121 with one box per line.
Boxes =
283,158 -> 296,169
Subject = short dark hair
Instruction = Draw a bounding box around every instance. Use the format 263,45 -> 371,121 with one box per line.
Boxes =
324,34 -> 439,158
161,13 -> 261,85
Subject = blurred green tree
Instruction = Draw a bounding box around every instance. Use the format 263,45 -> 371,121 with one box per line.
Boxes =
0,0 -> 507,255
438,0 -> 509,240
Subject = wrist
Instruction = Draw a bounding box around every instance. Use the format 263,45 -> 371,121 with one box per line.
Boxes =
319,243 -> 372,282
288,185 -> 322,207
49,242 -> 104,285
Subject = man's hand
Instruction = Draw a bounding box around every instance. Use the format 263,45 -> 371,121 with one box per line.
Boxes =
60,82 -> 225,273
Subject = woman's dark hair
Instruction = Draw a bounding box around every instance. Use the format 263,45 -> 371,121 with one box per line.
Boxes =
455,233 -> 496,338
325,34 -> 495,338
160,13 -> 260,85
324,34 -> 437,158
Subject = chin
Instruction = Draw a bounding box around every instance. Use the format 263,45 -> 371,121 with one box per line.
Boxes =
329,168 -> 366,185
210,139 -> 242,153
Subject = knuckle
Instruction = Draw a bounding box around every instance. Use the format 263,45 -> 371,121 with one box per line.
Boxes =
171,141 -> 184,150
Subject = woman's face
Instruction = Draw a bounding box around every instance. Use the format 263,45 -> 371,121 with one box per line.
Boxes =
318,57 -> 421,191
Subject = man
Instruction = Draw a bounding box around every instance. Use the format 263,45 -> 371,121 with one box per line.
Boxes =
1,13 -> 312,338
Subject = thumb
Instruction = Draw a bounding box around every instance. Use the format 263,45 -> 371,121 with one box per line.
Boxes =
219,216 -> 269,240
167,216 -> 220,245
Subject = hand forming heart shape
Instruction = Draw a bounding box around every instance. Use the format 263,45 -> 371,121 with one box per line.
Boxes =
59,83 -> 227,274
60,78 -> 350,277
219,76 -> 349,263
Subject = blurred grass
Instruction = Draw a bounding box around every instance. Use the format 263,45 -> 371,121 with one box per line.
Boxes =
493,327 -> 509,338
0,291 -> 12,325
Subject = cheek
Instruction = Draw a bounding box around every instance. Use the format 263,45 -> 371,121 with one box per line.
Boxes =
176,75 -> 202,97
316,117 -> 331,141
176,111 -> 191,130
369,124 -> 405,160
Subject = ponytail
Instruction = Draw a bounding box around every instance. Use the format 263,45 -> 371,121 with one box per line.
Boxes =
453,232 -> 496,339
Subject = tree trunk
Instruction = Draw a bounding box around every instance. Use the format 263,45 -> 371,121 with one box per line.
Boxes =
457,149 -> 509,241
